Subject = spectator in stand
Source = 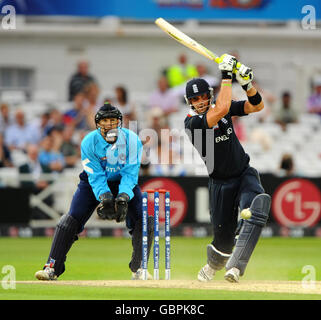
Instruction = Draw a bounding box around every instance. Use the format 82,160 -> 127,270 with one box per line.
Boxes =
63,91 -> 87,130
114,86 -> 137,128
5,109 -> 40,151
29,111 -> 52,142
19,144 -> 51,189
83,81 -> 101,130
47,109 -> 65,133
39,135 -> 65,173
278,153 -> 296,177
307,75 -> 321,116
38,111 -> 51,138
148,76 -> 179,126
0,103 -> 13,135
0,133 -> 13,167
19,144 -> 53,219
275,91 -> 298,130
166,53 -> 198,88
147,107 -> 167,139
197,63 -> 219,92
68,60 -> 96,101
60,125 -> 80,168
170,63 -> 220,100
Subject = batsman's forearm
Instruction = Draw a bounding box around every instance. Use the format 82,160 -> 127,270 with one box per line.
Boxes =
247,87 -> 264,110
244,86 -> 264,114
216,80 -> 232,112
206,80 -> 232,127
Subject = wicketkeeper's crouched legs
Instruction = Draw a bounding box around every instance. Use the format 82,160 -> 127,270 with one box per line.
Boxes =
225,193 -> 271,276
46,214 -> 80,277
129,216 -> 154,273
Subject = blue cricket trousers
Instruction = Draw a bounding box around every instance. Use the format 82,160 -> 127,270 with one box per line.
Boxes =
208,166 -> 265,254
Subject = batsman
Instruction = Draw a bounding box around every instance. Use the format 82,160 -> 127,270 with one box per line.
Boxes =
35,103 -> 154,281
184,54 -> 271,283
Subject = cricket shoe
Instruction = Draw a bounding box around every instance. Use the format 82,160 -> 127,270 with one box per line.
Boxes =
224,267 -> 240,283
197,263 -> 215,282
131,268 -> 153,280
35,261 -> 57,281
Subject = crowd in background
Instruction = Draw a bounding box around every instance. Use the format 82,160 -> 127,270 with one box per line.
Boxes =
1,53 -> 321,186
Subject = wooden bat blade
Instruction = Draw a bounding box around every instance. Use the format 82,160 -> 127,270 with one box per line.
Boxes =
155,17 -> 220,63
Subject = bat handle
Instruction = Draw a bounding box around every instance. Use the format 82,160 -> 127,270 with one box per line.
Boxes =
214,57 -> 240,75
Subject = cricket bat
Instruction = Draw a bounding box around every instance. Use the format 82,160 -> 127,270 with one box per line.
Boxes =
155,17 -> 221,64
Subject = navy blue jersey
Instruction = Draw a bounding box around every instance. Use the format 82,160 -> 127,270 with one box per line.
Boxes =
184,100 -> 250,179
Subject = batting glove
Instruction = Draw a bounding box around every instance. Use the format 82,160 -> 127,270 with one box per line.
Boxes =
218,54 -> 237,79
235,64 -> 254,91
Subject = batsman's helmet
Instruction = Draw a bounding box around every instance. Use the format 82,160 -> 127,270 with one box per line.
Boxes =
184,78 -> 214,109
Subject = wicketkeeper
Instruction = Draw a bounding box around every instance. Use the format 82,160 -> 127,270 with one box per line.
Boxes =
35,103 -> 154,281
184,54 -> 271,282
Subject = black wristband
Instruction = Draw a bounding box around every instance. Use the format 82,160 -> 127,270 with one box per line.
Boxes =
221,70 -> 233,80
248,91 -> 262,105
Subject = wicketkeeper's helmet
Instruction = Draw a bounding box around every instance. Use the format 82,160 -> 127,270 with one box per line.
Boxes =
95,102 -> 122,127
95,102 -> 122,144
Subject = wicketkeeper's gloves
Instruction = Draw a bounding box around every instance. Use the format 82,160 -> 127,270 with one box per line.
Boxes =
97,192 -> 117,220
115,193 -> 130,223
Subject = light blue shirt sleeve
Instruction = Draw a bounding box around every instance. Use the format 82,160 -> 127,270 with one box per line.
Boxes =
118,131 -> 143,200
81,136 -> 110,201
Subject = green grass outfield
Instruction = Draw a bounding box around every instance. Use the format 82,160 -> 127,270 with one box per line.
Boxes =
0,237 -> 320,300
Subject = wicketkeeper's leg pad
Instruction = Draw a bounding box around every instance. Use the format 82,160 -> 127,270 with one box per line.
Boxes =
225,193 -> 271,276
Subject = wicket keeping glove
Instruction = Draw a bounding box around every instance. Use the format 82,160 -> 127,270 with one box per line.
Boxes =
97,192 -> 117,220
115,193 -> 130,223
218,54 -> 237,79
235,63 -> 254,91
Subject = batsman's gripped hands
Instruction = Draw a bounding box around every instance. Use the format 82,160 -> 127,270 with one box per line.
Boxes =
218,54 -> 253,83
235,63 -> 254,91
218,54 -> 237,79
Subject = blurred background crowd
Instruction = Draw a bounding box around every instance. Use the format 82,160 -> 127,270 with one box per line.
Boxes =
1,52 -> 321,184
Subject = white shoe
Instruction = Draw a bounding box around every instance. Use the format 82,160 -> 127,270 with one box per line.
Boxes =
224,267 -> 240,283
198,264 -> 215,282
35,265 -> 57,281
131,268 -> 153,280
